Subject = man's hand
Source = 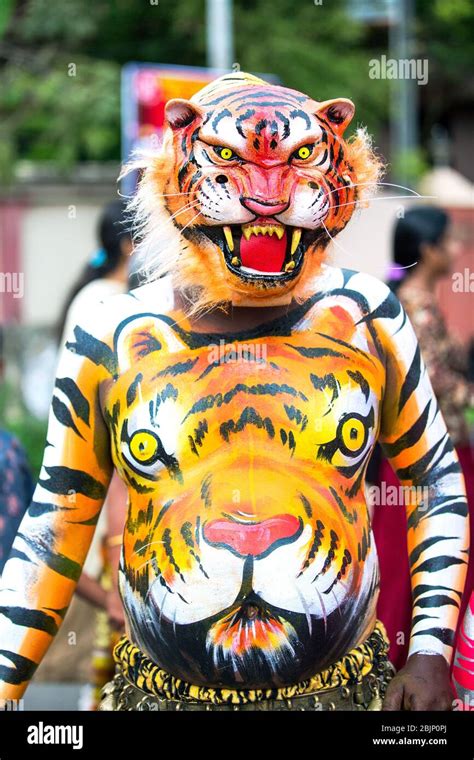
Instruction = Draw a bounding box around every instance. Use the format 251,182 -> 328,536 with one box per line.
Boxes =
382,653 -> 454,711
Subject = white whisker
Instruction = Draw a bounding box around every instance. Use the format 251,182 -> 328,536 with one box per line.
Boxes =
326,180 -> 430,199
313,585 -> 328,633
294,585 -> 313,637
130,540 -> 164,559
136,554 -> 160,573
178,209 -> 203,233
160,191 -> 193,197
321,219 -> 353,260
166,201 -> 200,222
330,194 -> 437,212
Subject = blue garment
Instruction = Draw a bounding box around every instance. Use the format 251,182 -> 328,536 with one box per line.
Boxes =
0,430 -> 34,575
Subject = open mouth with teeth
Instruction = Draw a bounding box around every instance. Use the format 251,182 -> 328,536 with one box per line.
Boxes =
198,218 -> 314,283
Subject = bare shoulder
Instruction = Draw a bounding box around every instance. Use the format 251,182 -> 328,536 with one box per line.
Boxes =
314,266 -> 408,353
321,266 -> 395,308
64,278 -> 174,349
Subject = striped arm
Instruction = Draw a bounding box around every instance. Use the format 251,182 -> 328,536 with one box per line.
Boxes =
377,286 -> 469,664
0,317 -> 114,700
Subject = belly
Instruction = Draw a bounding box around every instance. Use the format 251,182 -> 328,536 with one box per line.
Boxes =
119,514 -> 380,688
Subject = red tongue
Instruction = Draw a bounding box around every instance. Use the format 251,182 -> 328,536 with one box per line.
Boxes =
240,230 -> 287,272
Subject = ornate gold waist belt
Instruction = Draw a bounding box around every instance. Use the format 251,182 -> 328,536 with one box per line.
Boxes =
100,620 -> 394,711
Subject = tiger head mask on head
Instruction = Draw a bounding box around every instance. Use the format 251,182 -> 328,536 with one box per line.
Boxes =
130,72 -> 381,312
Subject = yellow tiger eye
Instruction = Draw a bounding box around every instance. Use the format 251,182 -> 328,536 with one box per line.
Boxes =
341,418 -> 365,452
129,431 -> 159,462
297,146 -> 312,160
220,147 -> 234,160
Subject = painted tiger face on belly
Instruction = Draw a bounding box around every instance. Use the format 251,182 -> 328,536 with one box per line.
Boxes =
106,299 -> 384,687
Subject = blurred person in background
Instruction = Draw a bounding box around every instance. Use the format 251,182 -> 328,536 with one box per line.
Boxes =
57,199 -> 133,346
372,206 -> 474,673
0,328 -> 34,576
32,200 -> 131,709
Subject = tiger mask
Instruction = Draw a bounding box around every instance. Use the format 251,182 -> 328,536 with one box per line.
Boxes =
129,72 -> 382,314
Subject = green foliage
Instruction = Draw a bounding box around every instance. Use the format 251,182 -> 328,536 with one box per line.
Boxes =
0,0 -> 14,38
234,0 -> 389,139
391,147 -> 429,188
0,0 -> 472,175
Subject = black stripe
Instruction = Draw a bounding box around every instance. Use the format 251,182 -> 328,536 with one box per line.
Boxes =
131,333 -> 162,359
178,161 -> 190,188
395,435 -> 446,482
51,396 -> 84,440
201,89 -> 287,107
212,108 -> 231,131
0,606 -> 59,635
288,345 -> 348,359
414,594 -> 459,609
412,555 -> 466,575
154,358 -> 199,378
18,533 -> 82,581
413,583 -> 462,601
275,110 -> 290,139
316,332 -> 377,366
329,487 -> 355,525
425,499 -> 468,521
28,501 -> 75,518
122,468 -> 155,495
127,373 -> 143,407
284,405 -> 308,431
409,534 -> 455,566
383,400 -> 431,458
310,373 -> 339,404
55,378 -> 90,426
359,291 -> 403,323
0,650 -> 37,685
412,614 -> 437,627
315,148 -> 328,166
220,407 -> 275,442
39,466 -> 106,499
347,370 -> 370,401
290,109 -> 312,129
188,169 -> 203,190
411,627 -> 454,646
236,100 -> 303,110
299,493 -> 313,518
235,108 -> 256,138
7,548 -> 33,563
162,528 -> 186,583
398,345 -> 421,413
66,325 -> 116,376
184,382 -> 308,420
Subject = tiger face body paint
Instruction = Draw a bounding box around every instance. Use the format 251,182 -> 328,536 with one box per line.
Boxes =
110,283 -> 383,685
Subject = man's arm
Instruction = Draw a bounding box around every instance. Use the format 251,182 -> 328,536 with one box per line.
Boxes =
376,287 -> 469,709
0,312 -> 114,701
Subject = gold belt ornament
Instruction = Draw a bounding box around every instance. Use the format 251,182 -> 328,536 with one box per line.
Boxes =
100,620 -> 394,711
